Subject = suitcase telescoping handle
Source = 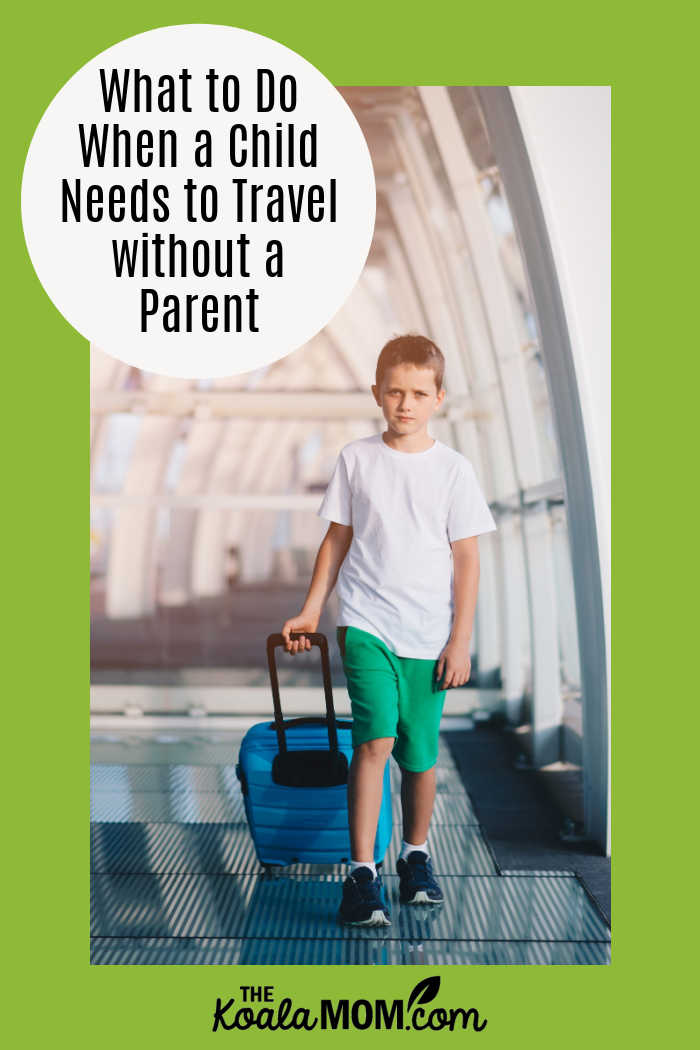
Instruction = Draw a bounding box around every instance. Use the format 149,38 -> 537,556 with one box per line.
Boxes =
266,632 -> 340,757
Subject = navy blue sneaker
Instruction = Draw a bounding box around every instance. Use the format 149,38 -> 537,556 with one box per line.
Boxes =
339,867 -> 391,926
397,851 -> 444,904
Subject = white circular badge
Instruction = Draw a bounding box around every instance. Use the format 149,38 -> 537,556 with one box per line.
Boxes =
21,24 -> 376,377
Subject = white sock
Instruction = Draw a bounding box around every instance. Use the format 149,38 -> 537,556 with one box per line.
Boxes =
400,839 -> 428,861
349,859 -> 377,878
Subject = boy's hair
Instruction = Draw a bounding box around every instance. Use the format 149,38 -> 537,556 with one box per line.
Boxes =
375,334 -> 445,391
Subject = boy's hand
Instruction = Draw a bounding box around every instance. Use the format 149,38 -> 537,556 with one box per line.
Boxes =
436,639 -> 471,689
281,612 -> 320,654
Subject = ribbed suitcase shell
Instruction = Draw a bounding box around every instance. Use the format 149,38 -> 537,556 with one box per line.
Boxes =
237,721 -> 392,867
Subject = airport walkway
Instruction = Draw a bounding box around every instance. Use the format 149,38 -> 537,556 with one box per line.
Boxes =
90,721 -> 610,964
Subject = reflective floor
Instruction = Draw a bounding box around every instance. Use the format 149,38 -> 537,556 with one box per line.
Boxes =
90,725 -> 610,965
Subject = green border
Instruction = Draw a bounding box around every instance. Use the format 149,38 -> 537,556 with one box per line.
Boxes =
5,0 -> 668,1044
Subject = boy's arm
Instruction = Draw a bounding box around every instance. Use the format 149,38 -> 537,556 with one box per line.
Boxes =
281,522 -> 353,653
437,536 -> 480,688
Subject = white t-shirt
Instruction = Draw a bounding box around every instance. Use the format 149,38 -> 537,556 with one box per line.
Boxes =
317,433 -> 497,658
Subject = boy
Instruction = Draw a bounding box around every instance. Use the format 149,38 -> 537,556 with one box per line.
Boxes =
282,334 -> 496,926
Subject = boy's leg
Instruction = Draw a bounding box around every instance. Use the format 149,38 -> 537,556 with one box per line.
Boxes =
400,765 -> 436,845
393,656 -> 446,903
337,626 -> 399,863
396,765 -> 444,903
348,737 -> 395,861
342,742 -> 394,926
336,627 -> 398,926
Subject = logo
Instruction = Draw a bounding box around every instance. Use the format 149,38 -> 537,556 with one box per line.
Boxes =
212,976 -> 488,1033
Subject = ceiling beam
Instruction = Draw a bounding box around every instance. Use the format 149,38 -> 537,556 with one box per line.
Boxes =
90,389 -> 477,420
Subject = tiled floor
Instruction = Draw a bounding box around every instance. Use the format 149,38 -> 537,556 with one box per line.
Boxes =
90,726 -> 610,965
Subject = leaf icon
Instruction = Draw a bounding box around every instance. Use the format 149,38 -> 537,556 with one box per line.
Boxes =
406,976 -> 441,1013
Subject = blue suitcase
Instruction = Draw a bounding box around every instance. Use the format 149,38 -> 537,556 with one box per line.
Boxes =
235,632 -> 392,867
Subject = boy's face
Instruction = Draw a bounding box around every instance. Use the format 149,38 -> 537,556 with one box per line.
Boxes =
372,363 -> 445,437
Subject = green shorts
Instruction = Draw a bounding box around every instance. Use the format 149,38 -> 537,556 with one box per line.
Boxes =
337,625 -> 447,773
